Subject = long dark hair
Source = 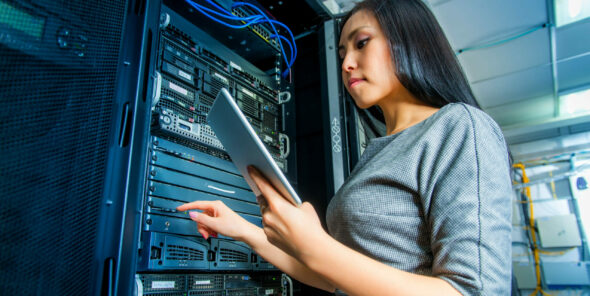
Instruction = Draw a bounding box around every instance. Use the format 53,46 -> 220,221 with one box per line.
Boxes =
342,0 -> 481,126
342,0 -> 513,167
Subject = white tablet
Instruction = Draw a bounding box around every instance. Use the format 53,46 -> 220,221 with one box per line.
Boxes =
207,88 -> 302,206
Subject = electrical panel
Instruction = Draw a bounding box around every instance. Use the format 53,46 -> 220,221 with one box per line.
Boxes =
536,214 -> 582,248
136,0 -> 295,294
541,262 -> 590,286
512,261 -> 538,289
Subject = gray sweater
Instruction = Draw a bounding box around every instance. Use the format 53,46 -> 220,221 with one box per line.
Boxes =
326,103 -> 512,295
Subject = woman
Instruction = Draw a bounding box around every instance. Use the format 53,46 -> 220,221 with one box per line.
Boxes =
178,0 -> 512,295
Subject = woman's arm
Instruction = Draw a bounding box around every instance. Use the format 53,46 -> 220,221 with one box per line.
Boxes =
301,232 -> 461,296
248,167 -> 462,296
176,201 -> 335,292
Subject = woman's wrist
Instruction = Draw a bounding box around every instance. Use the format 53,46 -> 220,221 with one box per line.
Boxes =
297,230 -> 335,270
235,222 -> 264,245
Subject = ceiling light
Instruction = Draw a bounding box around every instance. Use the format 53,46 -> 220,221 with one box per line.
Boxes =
569,0 -> 582,18
560,88 -> 590,116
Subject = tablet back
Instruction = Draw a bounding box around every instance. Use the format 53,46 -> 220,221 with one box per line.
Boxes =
207,88 -> 301,206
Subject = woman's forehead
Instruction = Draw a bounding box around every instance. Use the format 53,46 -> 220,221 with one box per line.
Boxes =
339,10 -> 379,43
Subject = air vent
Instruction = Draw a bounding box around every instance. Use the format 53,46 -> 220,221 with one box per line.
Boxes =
166,244 -> 204,261
199,104 -> 211,114
198,93 -> 215,107
158,99 -> 193,120
188,290 -> 223,296
225,288 -> 257,296
219,248 -> 248,262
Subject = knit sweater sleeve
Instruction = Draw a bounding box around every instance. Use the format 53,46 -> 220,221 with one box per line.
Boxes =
423,105 -> 512,295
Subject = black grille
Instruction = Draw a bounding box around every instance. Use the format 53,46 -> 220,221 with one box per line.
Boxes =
0,0 -> 126,294
263,110 -> 277,130
199,103 -> 212,114
237,98 -> 260,119
219,249 -> 249,262
225,288 -> 257,296
166,244 -> 205,261
188,290 -> 224,296
198,93 -> 215,107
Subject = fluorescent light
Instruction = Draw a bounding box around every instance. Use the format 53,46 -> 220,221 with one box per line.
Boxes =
560,88 -> 590,116
555,0 -> 590,27
569,0 -> 582,18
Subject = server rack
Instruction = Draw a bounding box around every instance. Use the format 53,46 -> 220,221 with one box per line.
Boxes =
124,0 -> 298,295
0,0 -> 363,295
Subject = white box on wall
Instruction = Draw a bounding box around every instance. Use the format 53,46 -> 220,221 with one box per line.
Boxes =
536,214 -> 582,248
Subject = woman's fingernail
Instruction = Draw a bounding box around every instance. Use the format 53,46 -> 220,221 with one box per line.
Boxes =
189,211 -> 198,219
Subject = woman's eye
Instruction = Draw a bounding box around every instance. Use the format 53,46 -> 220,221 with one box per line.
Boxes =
356,38 -> 369,49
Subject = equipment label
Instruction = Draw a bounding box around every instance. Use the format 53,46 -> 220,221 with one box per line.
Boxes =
169,81 -> 188,96
178,69 -> 192,80
152,281 -> 175,289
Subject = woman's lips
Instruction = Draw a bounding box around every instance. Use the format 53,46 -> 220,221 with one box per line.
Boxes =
348,78 -> 364,88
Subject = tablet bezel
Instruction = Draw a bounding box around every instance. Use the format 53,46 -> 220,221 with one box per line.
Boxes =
207,88 -> 302,206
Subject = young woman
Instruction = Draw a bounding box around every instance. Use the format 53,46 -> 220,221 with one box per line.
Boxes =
178,0 -> 512,295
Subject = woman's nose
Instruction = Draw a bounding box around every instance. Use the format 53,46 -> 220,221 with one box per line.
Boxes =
341,53 -> 356,73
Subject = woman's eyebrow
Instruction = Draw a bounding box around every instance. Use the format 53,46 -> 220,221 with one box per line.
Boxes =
338,25 -> 371,50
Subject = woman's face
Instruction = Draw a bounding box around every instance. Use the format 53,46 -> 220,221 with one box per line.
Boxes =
338,10 -> 401,109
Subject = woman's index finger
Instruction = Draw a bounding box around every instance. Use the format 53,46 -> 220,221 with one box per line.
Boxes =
176,200 -> 219,212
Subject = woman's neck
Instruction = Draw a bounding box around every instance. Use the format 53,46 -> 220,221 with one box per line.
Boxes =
379,93 -> 440,136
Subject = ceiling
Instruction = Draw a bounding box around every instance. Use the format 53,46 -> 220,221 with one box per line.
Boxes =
424,0 -> 590,144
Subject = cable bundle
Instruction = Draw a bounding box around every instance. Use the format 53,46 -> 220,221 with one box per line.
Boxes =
185,0 -> 297,78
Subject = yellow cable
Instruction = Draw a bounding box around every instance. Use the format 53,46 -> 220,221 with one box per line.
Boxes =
549,170 -> 557,199
514,163 -> 550,296
538,247 -> 576,256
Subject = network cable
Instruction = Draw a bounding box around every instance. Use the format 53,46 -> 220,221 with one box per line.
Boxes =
186,0 -> 264,29
232,1 -> 297,76
184,0 -> 297,78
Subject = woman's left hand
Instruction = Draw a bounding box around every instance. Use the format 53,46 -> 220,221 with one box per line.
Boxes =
248,166 -> 329,262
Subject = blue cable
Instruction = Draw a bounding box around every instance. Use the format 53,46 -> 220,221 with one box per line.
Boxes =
267,19 -> 297,65
273,34 -> 295,65
203,0 -> 232,14
233,2 -> 297,64
197,0 -> 261,22
232,1 -> 297,76
185,0 -> 263,28
233,2 -> 290,68
185,0 -> 298,77
197,0 -> 297,69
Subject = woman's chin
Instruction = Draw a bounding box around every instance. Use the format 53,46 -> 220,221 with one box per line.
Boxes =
353,100 -> 373,109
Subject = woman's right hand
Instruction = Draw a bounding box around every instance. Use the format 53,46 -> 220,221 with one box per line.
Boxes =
176,200 -> 256,240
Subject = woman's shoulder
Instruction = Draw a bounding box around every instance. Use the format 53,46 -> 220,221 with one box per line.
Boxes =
436,102 -> 493,123
434,102 -> 506,145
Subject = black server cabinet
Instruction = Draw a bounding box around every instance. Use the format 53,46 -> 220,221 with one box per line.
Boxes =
126,0 -> 296,295
0,0 -> 152,295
